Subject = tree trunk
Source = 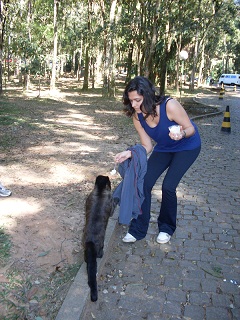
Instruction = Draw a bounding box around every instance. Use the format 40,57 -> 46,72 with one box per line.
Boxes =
189,31 -> 199,91
198,42 -> 205,86
83,1 -> 92,90
159,51 -> 167,95
101,0 -> 117,97
0,0 -> 6,94
77,39 -> 83,81
91,57 -> 95,89
50,0 -> 58,91
175,35 -> 181,92
158,22 -> 172,95
125,42 -> 134,84
108,0 -> 117,97
144,0 -> 160,80
82,45 -> 89,90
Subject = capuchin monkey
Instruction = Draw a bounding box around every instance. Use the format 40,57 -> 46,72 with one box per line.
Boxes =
83,175 -> 116,302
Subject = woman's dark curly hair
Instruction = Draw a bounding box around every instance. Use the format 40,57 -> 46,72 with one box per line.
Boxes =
123,76 -> 165,118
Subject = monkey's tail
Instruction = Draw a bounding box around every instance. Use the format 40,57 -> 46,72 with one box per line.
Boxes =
85,241 -> 98,302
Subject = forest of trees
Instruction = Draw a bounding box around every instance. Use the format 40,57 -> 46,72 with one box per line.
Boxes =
0,0 -> 239,96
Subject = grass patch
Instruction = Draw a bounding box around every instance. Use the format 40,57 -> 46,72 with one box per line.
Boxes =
0,100 -> 40,150
42,263 -> 81,318
0,133 -> 18,150
0,226 -> 12,267
0,263 -> 81,320
0,270 -> 34,320
0,101 -> 22,126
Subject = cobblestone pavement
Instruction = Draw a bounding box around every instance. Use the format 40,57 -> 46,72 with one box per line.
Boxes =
81,91 -> 240,320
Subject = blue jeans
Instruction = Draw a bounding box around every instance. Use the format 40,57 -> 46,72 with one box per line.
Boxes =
128,146 -> 201,239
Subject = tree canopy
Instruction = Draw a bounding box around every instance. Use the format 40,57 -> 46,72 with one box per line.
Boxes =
0,0 -> 239,95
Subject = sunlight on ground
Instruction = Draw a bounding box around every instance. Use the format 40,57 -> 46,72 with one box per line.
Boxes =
0,198 -> 41,220
37,122 -> 106,139
95,110 -> 122,115
1,161 -> 86,185
27,142 -> 100,156
104,135 -> 117,140
50,117 -> 95,127
79,93 -> 102,98
19,85 -> 103,100
1,166 -> 47,184
66,109 -> 92,116
44,109 -> 113,137
49,163 -> 85,183
201,122 -> 216,126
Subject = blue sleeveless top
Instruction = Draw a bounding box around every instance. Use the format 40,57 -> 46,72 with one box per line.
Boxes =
137,97 -> 201,152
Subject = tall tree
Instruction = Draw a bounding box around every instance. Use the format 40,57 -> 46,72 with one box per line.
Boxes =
0,0 -> 10,94
82,0 -> 91,90
100,0 -> 118,97
50,0 -> 59,90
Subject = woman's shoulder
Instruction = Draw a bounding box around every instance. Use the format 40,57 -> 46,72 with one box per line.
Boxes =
133,112 -> 144,126
156,95 -> 172,106
165,97 -> 182,109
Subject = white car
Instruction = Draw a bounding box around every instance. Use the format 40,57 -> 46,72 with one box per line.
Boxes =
218,74 -> 240,86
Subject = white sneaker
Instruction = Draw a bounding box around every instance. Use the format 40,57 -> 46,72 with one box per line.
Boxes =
122,233 -> 137,243
0,184 -> 12,197
156,232 -> 171,244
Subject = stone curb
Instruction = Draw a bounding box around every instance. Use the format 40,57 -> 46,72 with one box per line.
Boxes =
191,110 -> 223,121
191,96 -> 224,120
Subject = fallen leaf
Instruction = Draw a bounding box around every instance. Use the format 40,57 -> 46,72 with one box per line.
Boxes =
38,250 -> 50,257
0,274 -> 9,283
27,286 -> 38,300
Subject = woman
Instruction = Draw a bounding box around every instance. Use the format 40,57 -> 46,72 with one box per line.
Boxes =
115,76 -> 201,244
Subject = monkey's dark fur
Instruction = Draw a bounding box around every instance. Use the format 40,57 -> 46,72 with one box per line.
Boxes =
83,175 -> 116,302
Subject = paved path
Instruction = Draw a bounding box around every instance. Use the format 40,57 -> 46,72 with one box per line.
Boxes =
57,90 -> 240,320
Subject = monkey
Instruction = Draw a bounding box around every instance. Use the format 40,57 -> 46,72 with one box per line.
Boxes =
83,175 -> 116,302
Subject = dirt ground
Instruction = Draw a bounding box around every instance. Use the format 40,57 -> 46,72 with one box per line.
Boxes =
0,78 -> 216,319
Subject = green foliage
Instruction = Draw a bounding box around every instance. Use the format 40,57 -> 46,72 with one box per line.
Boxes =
0,263 -> 81,319
0,226 -> 11,267
0,101 -> 22,126
0,0 -> 239,90
0,269 -> 35,319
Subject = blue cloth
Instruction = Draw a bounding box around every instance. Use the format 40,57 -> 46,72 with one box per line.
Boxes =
113,144 -> 147,225
138,97 -> 201,152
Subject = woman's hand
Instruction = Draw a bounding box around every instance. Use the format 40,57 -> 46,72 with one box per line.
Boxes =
166,99 -> 195,139
169,126 -> 186,140
114,150 -> 132,163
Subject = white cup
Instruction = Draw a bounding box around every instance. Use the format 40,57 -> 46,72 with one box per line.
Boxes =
168,125 -> 181,134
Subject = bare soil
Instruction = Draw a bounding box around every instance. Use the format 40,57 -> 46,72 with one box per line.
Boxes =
0,78 -> 216,319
